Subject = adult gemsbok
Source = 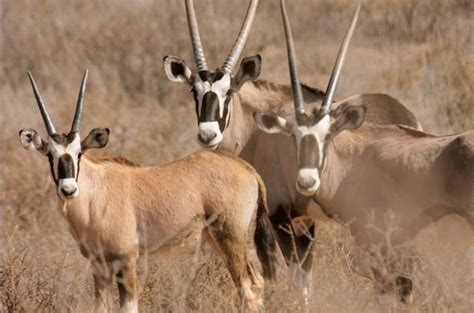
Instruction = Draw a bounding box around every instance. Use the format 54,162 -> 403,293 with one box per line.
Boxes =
255,0 -> 474,302
19,71 -> 278,312
163,0 -> 421,305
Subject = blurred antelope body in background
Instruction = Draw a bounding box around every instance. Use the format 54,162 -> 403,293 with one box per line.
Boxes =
19,72 -> 278,313
256,0 -> 474,303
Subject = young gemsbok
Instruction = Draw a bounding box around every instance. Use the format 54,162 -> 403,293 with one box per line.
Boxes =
163,0 -> 422,307
19,71 -> 278,312
255,0 -> 474,302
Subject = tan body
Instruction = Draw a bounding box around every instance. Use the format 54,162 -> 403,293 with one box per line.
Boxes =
21,70 -> 279,312
216,80 -> 423,304
60,150 -> 277,312
68,152 -> 255,257
317,125 -> 474,246
224,82 -> 421,216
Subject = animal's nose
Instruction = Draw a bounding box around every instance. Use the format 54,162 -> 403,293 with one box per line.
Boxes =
61,186 -> 77,197
198,130 -> 217,144
297,176 -> 316,189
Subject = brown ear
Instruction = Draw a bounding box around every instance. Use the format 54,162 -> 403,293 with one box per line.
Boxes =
19,128 -> 48,154
232,55 -> 262,90
81,128 -> 110,151
329,105 -> 366,136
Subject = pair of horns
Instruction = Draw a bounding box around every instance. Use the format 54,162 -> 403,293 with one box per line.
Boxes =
28,70 -> 88,136
186,0 -> 258,74
281,0 -> 360,121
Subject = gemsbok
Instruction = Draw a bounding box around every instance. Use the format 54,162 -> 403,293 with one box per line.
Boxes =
255,0 -> 474,302
19,71 -> 278,312
163,0 -> 422,304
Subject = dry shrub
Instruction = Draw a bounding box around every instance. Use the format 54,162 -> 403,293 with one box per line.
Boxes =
2,0 -> 473,312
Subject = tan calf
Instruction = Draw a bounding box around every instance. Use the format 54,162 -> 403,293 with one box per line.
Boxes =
19,71 -> 278,312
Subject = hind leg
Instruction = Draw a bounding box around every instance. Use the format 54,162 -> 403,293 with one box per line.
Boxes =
207,225 -> 262,312
270,205 -> 315,311
396,276 -> 413,303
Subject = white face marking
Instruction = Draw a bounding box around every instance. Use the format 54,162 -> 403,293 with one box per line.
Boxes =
197,121 -> 223,148
58,178 -> 79,199
294,114 -> 330,169
293,115 -> 330,195
210,74 -> 231,118
48,134 -> 82,199
194,73 -> 231,119
296,168 -> 320,196
194,76 -> 211,115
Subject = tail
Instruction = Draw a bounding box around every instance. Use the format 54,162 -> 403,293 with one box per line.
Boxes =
254,177 -> 279,280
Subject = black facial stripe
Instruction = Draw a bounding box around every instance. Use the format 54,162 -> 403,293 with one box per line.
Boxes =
198,71 -> 210,82
219,96 -> 231,132
50,133 -> 76,145
193,89 -> 199,121
199,91 -> 219,122
77,153 -> 82,179
193,71 -> 233,132
214,71 -> 225,81
58,154 -> 75,180
47,153 -> 59,185
299,135 -> 319,168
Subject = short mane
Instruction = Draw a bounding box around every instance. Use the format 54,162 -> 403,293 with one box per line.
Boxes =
85,154 -> 140,167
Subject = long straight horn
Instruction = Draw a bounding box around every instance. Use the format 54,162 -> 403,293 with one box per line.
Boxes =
221,0 -> 259,75
281,0 -> 305,119
320,4 -> 361,115
70,69 -> 88,134
185,0 -> 208,72
28,72 -> 56,135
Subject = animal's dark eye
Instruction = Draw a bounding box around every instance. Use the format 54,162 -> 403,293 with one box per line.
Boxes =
95,133 -> 102,140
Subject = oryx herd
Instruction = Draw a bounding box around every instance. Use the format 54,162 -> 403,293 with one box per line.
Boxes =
19,0 -> 473,312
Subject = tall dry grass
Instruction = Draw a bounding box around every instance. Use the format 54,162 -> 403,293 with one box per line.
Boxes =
2,0 -> 473,312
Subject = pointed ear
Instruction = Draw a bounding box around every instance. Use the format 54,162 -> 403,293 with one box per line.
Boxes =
232,55 -> 262,90
163,55 -> 192,84
19,129 -> 48,154
254,111 -> 292,135
329,104 -> 366,136
81,128 -> 110,151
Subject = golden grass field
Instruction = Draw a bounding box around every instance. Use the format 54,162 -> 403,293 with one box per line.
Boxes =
2,0 -> 473,312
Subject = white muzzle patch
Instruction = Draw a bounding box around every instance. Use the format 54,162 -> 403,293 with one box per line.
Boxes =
197,121 -> 223,148
58,178 -> 79,199
296,168 -> 320,196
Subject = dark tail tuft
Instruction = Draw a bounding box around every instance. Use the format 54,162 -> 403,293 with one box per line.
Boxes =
254,179 -> 279,280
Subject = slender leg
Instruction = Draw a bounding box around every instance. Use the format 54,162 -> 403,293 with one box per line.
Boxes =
396,276 -> 413,303
270,205 -> 315,312
207,226 -> 262,313
117,253 -> 139,313
93,273 -> 110,313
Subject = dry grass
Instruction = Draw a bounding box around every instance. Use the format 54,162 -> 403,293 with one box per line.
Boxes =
1,0 -> 473,312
